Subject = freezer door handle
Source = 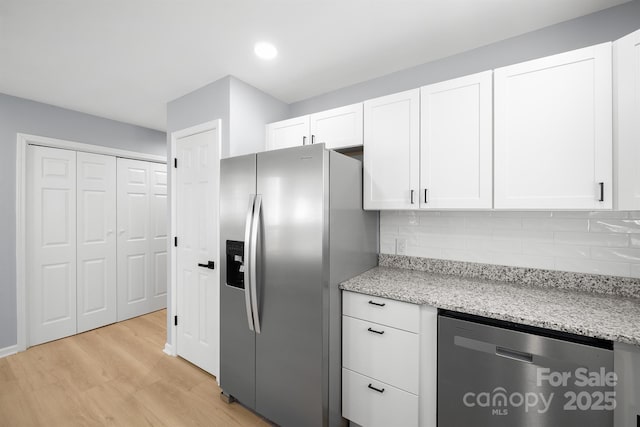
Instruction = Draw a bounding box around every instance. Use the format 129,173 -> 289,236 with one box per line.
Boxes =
250,194 -> 262,334
244,194 -> 256,332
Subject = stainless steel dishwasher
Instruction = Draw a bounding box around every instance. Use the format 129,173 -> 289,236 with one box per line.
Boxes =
438,311 -> 614,427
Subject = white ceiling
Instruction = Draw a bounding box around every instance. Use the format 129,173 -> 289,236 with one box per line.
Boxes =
0,0 -> 630,131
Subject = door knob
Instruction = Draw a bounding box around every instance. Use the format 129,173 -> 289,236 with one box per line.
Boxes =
198,261 -> 216,270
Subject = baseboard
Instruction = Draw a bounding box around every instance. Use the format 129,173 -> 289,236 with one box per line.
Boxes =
0,344 -> 19,359
163,342 -> 176,356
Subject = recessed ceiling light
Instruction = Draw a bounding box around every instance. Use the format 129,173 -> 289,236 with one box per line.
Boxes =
254,42 -> 278,60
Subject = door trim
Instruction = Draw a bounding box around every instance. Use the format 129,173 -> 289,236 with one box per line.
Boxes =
15,133 -> 166,352
168,120 -> 222,358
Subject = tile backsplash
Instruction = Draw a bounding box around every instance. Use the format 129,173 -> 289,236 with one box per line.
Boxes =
380,211 -> 640,278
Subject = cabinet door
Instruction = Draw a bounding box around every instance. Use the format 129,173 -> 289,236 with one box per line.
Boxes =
420,71 -> 493,209
265,115 -> 310,151
309,103 -> 363,150
494,43 -> 612,209
77,152 -> 117,333
27,146 -> 77,346
614,29 -> 640,210
364,89 -> 420,210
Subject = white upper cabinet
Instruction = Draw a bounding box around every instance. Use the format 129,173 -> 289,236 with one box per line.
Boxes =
614,29 -> 640,210
309,103 -> 363,149
420,71 -> 493,209
363,89 -> 420,210
265,115 -> 310,151
265,103 -> 363,151
494,43 -> 613,210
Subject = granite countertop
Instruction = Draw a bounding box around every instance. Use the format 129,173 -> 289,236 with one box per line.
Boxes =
340,264 -> 640,346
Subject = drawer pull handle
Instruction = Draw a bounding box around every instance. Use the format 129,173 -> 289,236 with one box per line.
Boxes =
367,327 -> 384,335
368,300 -> 386,307
368,384 -> 385,393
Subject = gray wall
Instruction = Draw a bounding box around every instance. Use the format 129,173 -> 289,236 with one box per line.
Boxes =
290,0 -> 640,116
165,75 -> 289,345
0,92 -> 166,350
166,77 -> 231,157
229,76 -> 290,157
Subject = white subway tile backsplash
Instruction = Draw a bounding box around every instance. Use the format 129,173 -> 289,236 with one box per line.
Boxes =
380,210 -> 640,278
493,230 -> 554,243
554,232 -> 629,248
491,211 -> 552,218
466,238 -> 522,253
413,232 -> 466,250
589,219 -> 640,234
551,211 -> 629,219
419,216 -> 466,228
591,247 -> 640,263
522,218 -> 589,232
380,224 -> 399,234
465,217 -> 522,230
522,242 -> 590,259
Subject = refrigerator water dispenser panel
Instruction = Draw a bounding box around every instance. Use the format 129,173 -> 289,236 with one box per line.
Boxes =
226,240 -> 245,289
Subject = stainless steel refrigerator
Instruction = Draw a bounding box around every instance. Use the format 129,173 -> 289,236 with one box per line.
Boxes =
219,144 -> 378,426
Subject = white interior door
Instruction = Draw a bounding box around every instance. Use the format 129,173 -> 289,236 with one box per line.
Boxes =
117,158 -> 167,321
176,127 -> 220,377
27,145 -> 77,346
77,152 -> 117,333
148,162 -> 169,312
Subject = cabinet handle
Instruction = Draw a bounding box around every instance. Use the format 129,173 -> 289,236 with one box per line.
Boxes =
302,136 -> 307,145
368,384 -> 385,393
311,135 -> 315,144
598,182 -> 604,202
367,327 -> 385,335
410,189 -> 415,204
424,188 -> 428,204
368,300 -> 386,307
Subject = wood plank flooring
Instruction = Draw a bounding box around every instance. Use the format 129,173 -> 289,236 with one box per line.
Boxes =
0,310 -> 270,426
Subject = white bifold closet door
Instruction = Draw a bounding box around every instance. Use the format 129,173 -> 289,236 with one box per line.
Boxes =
27,146 -> 78,346
116,158 -> 168,321
76,152 -> 117,333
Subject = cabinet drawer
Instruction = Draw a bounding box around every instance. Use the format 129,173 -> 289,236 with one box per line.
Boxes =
343,315 -> 419,394
343,291 -> 419,333
342,368 -> 418,427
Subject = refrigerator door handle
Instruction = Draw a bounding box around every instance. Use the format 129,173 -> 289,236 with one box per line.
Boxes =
244,194 -> 256,331
250,194 -> 262,334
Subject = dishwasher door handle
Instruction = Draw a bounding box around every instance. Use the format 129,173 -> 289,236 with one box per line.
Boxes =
496,346 -> 533,363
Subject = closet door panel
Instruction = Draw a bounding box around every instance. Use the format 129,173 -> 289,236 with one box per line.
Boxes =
27,146 -> 77,346
77,152 -> 117,333
149,163 -> 168,311
117,158 -> 151,321
117,158 -> 167,321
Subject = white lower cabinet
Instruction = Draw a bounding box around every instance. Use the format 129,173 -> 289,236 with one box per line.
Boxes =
342,291 -> 437,427
342,368 -> 419,427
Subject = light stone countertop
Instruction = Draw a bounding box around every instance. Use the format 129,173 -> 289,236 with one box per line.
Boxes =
340,266 -> 640,346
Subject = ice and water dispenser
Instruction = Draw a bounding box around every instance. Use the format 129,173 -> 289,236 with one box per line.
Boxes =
226,240 -> 245,289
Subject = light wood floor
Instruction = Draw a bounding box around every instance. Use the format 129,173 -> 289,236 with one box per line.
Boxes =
0,310 -> 270,426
